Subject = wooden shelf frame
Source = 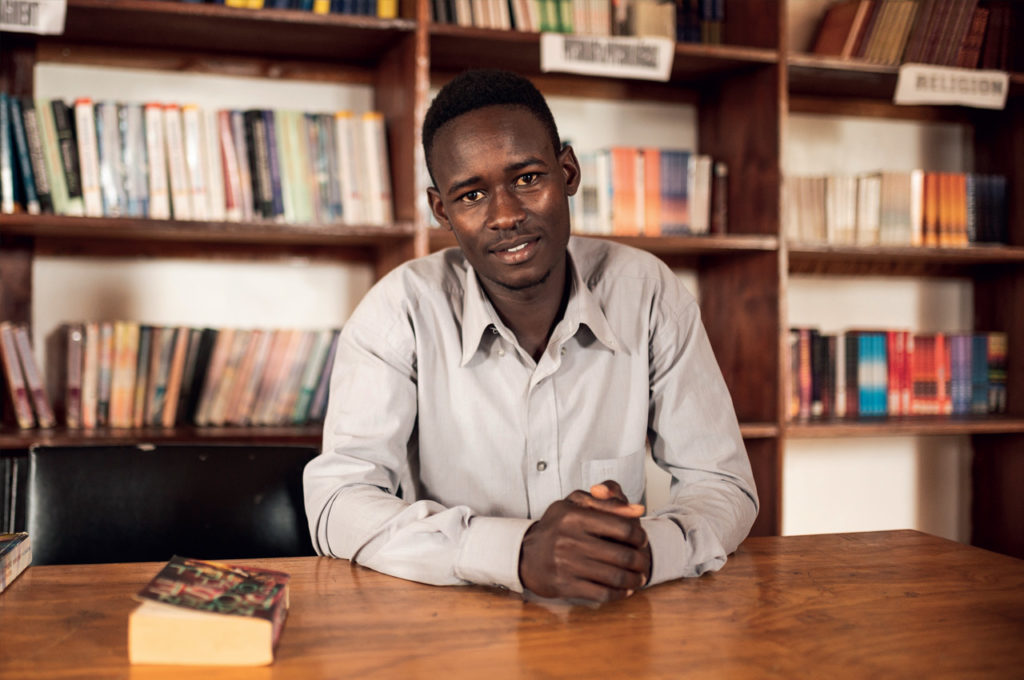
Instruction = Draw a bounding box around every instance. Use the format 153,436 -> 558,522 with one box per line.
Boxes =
1,0 -> 1022,550
786,417 -> 1024,439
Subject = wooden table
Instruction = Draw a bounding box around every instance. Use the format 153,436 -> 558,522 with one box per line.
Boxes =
1,530 -> 1022,679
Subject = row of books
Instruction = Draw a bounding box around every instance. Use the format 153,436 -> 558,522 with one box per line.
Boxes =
783,171 -> 1007,247
569,148 -> 725,236
0,94 -> 394,227
788,327 -> 1008,420
811,0 -> 1017,70
0,321 -> 341,431
157,0 -> 398,17
431,0 -> 724,43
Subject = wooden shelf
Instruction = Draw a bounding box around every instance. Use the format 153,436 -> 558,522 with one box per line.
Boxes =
0,214 -> 416,249
0,425 -> 323,450
786,416 -> 1024,439
787,54 -> 1024,102
429,26 -> 777,86
0,422 -> 778,450
788,243 -> 1024,276
57,0 -> 415,63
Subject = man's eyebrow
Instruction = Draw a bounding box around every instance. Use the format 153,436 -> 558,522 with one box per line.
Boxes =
444,157 -> 547,197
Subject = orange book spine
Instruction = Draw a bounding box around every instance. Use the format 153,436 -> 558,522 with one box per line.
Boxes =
642,148 -> 661,236
610,147 -> 637,235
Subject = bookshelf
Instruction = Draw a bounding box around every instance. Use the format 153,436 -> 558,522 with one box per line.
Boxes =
1,0 -> 1021,555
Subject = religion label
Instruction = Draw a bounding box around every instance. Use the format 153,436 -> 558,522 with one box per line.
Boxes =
894,63 -> 1008,110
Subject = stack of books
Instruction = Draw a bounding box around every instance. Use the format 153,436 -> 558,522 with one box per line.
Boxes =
809,0 -> 1017,70
784,171 -> 1007,247
431,0 -> 725,43
41,323 -> 340,431
0,94 -> 393,227
569,147 -> 725,237
787,327 -> 1008,421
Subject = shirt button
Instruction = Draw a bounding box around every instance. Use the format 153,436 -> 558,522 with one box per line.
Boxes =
490,327 -> 498,335
560,347 -> 566,356
498,349 -> 505,357
536,461 -> 547,472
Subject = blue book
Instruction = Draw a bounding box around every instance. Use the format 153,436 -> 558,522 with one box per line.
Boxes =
0,92 -> 19,214
8,96 -> 40,214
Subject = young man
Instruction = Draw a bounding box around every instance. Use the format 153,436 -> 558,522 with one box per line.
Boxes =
304,69 -> 757,603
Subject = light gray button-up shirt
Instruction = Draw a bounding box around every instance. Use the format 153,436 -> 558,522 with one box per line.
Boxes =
304,236 -> 758,592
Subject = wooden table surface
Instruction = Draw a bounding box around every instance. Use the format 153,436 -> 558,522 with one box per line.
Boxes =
1,530 -> 1022,679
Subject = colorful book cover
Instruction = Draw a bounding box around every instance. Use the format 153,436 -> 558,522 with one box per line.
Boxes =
135,555 -> 288,639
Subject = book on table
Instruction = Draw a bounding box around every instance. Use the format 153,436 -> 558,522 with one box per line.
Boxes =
0,532 -> 31,594
128,555 -> 290,666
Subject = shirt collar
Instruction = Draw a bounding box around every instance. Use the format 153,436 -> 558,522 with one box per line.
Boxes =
459,243 -> 622,366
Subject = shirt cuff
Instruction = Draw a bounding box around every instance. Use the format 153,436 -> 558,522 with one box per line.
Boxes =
641,516 -> 686,586
454,516 -> 534,592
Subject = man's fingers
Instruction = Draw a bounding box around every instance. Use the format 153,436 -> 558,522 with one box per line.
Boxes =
574,493 -> 645,518
590,480 -> 627,502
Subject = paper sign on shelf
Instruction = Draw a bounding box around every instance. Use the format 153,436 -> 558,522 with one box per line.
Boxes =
893,63 -> 1009,110
540,33 -> 675,83
0,0 -> 66,35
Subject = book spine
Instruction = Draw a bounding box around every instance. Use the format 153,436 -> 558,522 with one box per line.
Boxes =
307,329 -> 339,423
0,93 -> 16,214
334,111 -> 364,224
81,321 -> 100,429
202,109 -> 226,221
73,98 -> 104,217
95,101 -> 129,217
361,112 -> 393,226
96,321 -> 115,427
37,100 -> 71,218
244,110 -> 273,219
230,110 -> 256,221
182,105 -> 209,221
132,325 -> 153,428
218,110 -> 244,222
0,322 -> 35,429
20,98 -> 53,214
121,103 -> 149,218
163,104 -> 193,220
262,110 -> 286,220
50,99 -> 85,215
13,324 -> 56,428
144,103 -> 171,220
9,97 -> 41,215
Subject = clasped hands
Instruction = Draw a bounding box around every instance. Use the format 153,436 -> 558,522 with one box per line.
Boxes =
518,480 -> 652,604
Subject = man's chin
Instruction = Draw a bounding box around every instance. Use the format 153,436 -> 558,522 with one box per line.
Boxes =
490,267 -> 551,292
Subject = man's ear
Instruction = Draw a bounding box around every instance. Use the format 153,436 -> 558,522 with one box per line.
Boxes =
426,186 -> 452,231
559,145 -> 582,197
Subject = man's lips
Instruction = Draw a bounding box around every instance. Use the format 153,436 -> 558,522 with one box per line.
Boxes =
490,236 -> 540,264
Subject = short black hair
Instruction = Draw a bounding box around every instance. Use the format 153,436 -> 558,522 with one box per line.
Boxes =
422,69 -> 562,182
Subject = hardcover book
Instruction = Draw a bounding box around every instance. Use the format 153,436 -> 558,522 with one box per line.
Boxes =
0,532 -> 31,594
128,555 -> 289,666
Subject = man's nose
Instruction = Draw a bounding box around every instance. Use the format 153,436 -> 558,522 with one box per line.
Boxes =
486,187 -> 527,229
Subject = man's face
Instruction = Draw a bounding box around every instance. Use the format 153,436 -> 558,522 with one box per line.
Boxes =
427,105 -> 580,295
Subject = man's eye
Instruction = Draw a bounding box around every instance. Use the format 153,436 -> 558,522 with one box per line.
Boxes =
461,190 -> 484,203
515,173 -> 539,186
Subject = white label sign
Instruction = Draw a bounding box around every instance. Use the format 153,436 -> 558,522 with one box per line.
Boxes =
540,33 -> 675,82
894,63 -> 1009,110
0,0 -> 66,34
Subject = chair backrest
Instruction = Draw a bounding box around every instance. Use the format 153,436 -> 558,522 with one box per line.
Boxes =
25,443 -> 318,565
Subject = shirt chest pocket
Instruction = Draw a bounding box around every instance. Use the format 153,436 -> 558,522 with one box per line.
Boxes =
581,447 -> 647,505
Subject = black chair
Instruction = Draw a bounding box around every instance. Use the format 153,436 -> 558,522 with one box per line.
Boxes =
24,443 -> 318,565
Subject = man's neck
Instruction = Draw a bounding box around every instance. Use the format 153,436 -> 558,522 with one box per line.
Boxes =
481,257 -> 570,363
